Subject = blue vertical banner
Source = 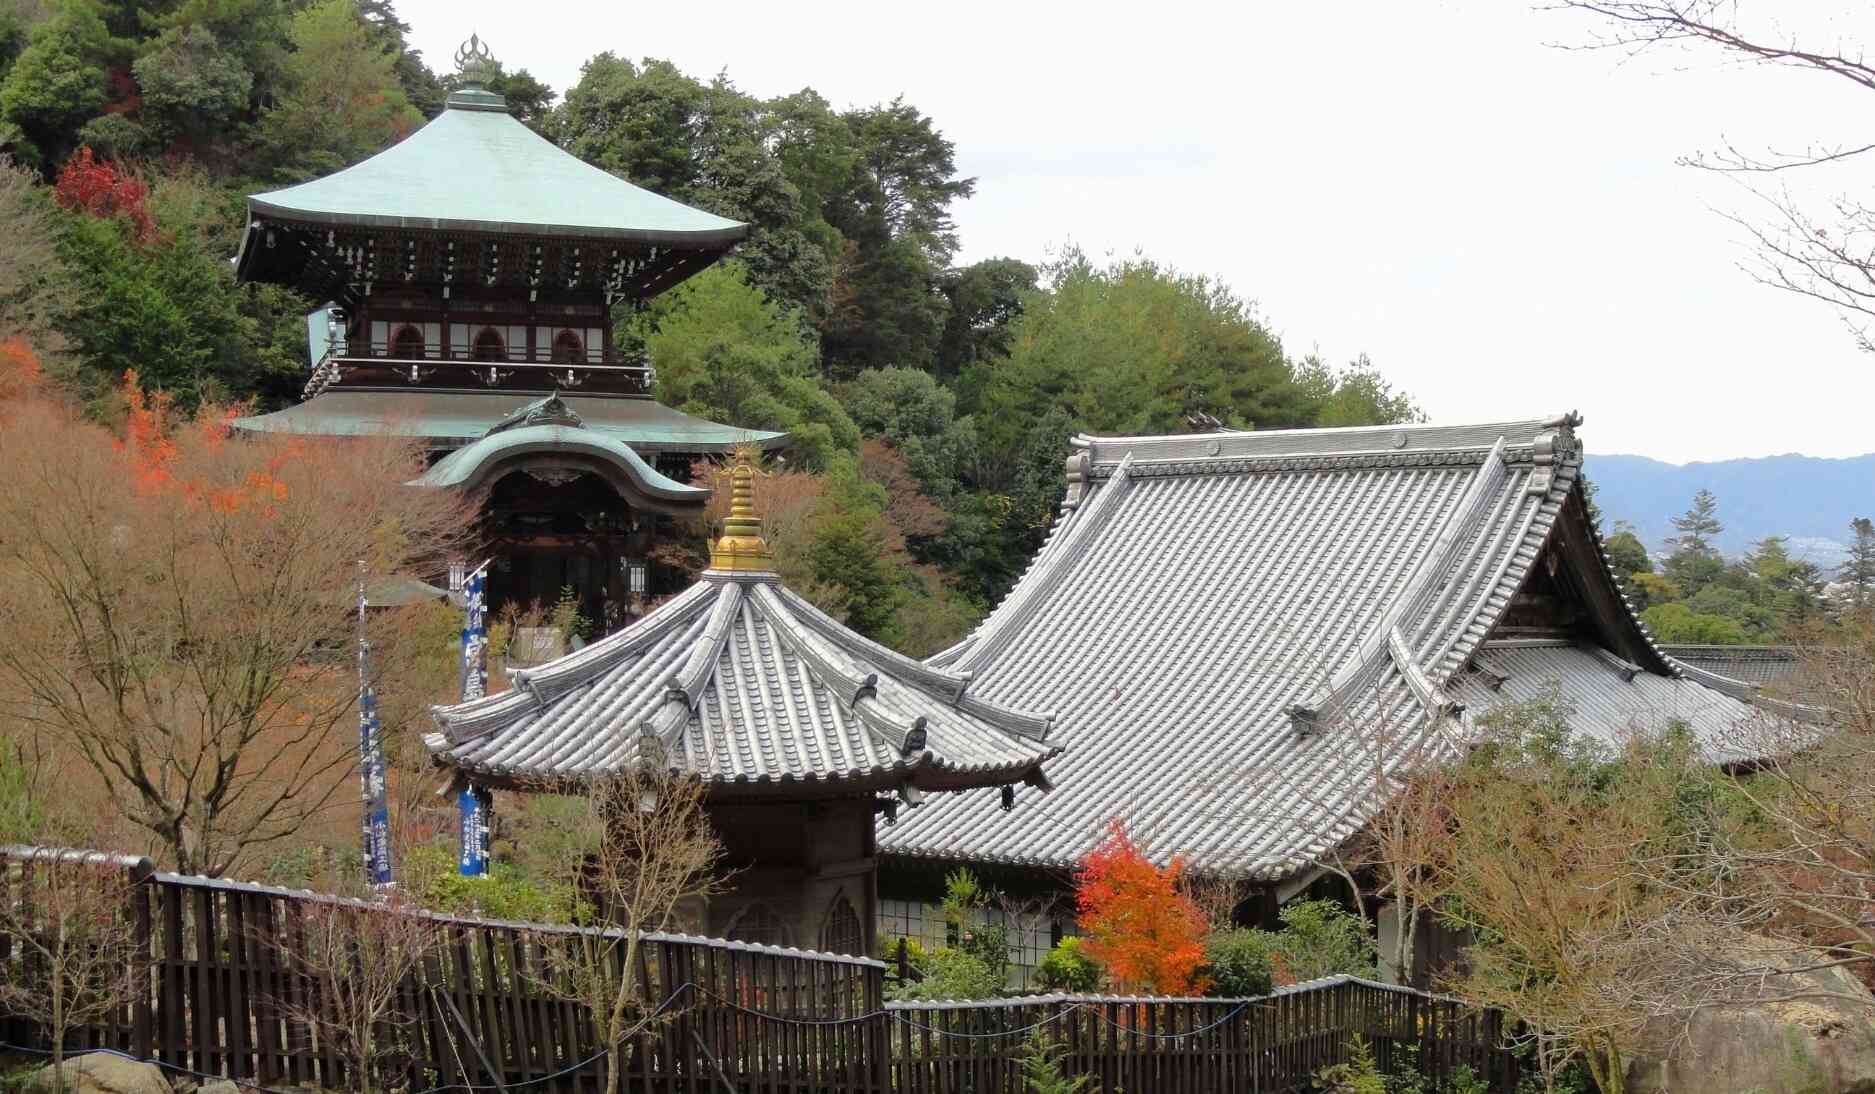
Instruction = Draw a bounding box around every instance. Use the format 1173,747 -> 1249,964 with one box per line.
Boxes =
357,564 -> 395,889
457,561 -> 492,877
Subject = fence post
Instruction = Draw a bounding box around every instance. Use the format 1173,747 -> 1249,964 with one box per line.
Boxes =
125,857 -> 155,1060
870,962 -> 890,1094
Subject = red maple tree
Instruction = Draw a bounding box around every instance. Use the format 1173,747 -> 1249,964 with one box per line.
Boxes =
1075,819 -> 1212,995
53,148 -> 154,243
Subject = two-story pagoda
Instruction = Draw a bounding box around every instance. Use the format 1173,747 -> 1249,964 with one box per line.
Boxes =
232,37 -> 780,622
423,452 -> 1063,954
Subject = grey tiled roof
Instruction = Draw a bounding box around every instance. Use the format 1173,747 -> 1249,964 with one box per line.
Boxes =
424,574 -> 1060,798
1456,641 -> 1770,766
1659,644 -> 1801,686
883,415 -> 1774,879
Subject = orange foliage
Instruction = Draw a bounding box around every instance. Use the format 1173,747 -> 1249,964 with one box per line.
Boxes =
1075,820 -> 1212,995
0,373 -> 477,875
0,339 -> 44,400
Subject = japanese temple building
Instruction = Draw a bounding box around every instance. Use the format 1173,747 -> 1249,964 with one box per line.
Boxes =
231,38 -> 780,621
423,451 -> 1061,953
875,413 -> 1817,982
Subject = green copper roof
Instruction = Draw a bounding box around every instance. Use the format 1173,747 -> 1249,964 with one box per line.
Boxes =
244,99 -> 748,246
410,423 -> 707,506
230,390 -> 786,454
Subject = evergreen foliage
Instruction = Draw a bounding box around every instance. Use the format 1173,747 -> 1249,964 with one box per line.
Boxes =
1034,936 -> 1101,993
1015,1034 -> 1093,1094
0,5 -> 1427,657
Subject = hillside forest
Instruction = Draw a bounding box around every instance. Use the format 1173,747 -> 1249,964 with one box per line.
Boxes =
0,0 -> 1422,657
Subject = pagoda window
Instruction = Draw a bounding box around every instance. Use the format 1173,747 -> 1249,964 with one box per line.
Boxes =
819,891 -> 864,956
390,324 -> 425,359
473,326 -> 507,361
550,329 -> 584,364
725,903 -> 790,948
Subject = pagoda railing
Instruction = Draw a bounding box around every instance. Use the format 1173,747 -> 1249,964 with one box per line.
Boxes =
305,340 -> 654,398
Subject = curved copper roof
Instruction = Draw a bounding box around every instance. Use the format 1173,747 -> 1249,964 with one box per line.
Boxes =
242,96 -> 746,246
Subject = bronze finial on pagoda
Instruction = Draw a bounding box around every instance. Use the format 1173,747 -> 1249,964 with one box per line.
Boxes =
709,445 -> 774,573
453,32 -> 500,87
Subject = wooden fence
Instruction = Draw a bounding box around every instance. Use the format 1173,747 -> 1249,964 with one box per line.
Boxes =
0,847 -> 1519,1093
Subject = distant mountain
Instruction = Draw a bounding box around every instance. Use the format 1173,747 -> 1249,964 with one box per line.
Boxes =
1584,452 -> 1875,571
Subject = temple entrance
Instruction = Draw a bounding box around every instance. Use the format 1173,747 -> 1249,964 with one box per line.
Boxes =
484,468 -> 645,635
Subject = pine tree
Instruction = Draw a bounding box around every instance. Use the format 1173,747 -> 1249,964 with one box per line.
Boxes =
1664,489 -> 1725,597
1841,517 -> 1875,609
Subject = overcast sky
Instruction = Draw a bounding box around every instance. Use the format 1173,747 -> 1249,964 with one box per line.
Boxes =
402,0 -> 1875,465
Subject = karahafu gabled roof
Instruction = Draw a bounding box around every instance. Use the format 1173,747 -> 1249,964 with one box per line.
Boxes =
423,450 -> 1061,799
883,414 -> 1784,880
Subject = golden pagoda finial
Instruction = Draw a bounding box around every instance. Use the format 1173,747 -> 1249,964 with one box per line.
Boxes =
709,444 -> 774,573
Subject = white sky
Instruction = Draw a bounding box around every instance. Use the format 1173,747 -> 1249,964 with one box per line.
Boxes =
403,0 -> 1875,464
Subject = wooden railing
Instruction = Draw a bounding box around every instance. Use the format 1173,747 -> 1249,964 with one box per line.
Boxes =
0,848 -> 1519,1093
304,342 -> 654,398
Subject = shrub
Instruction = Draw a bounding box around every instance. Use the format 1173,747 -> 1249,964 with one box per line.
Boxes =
1204,929 -> 1277,997
1313,1034 -> 1386,1094
888,947 -> 1000,1002
1036,937 -> 1101,993
405,843 -> 573,923
1016,1032 -> 1092,1094
1270,899 -> 1376,982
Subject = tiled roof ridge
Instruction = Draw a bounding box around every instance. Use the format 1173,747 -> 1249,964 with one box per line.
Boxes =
1070,414 -> 1578,467
1423,438 -> 1580,686
427,581 -> 715,747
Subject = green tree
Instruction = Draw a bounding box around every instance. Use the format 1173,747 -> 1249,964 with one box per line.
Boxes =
557,57 -> 829,318
1744,535 -> 1820,629
935,257 -> 1035,379
353,0 -> 439,117
0,0 -> 115,166
804,462 -> 902,641
157,0 -> 292,98
1840,517 -> 1875,610
1604,526 -> 1653,582
830,97 -> 974,260
973,247 -> 1310,449
259,0 -> 419,180
1640,601 -> 1749,645
1294,352 -> 1423,426
132,25 -> 253,144
1663,488 -> 1725,597
818,98 -> 975,377
632,263 -> 857,471
56,168 -> 303,406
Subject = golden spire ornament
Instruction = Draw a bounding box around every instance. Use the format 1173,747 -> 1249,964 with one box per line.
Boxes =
709,445 -> 774,573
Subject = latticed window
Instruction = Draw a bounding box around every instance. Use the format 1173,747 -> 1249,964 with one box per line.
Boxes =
726,903 -> 789,947
473,326 -> 506,361
390,324 -> 424,358
551,329 -> 584,364
819,892 -> 864,956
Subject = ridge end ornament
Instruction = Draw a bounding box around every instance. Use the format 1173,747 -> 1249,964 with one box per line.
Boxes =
453,32 -> 500,87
